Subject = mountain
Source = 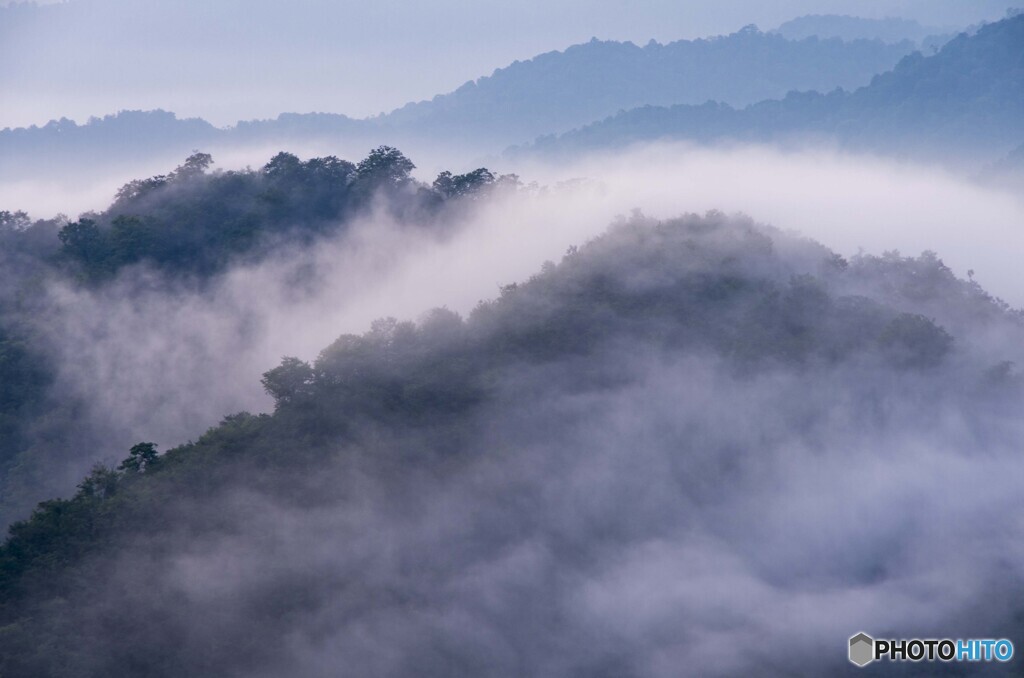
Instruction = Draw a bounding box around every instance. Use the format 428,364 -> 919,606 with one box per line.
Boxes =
0,26 -> 917,180
0,110 -> 225,179
1,210 -> 1021,676
380,26 -> 915,144
771,14 -> 942,44
0,110 -> 386,185
522,14 -> 1024,166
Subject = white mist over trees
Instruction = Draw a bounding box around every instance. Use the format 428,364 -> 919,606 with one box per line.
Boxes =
3,211 -> 1024,676
2,1 -> 1023,676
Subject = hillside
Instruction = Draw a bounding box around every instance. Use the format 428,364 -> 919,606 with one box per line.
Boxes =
525,14 -> 1024,165
0,148 -> 505,529
1,211 -> 1021,676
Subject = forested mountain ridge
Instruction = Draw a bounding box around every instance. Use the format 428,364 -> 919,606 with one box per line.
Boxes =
0,147 -> 506,529
523,13 -> 1024,165
0,211 -> 1020,677
54,147 -> 513,280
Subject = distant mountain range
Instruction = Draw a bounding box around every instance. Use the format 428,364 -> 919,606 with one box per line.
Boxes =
521,14 -> 1024,167
0,23 -> 918,179
380,25 -> 917,144
771,14 -> 945,45
2,14 -> 1019,184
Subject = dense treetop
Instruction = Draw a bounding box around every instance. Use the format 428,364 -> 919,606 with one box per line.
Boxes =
54,148 -> 509,280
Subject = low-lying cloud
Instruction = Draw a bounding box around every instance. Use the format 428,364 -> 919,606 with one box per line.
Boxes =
11,156 -> 1024,673
27,142 -> 1024,482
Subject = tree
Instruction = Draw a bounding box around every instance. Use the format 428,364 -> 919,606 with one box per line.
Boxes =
354,146 -> 415,186
118,442 -> 159,473
58,218 -> 110,271
304,155 -> 355,184
113,176 -> 168,207
76,464 -> 120,499
109,215 -> 153,264
878,313 -> 953,369
0,210 -> 31,233
261,357 -> 315,406
432,168 -> 495,199
262,152 -> 304,182
170,151 -> 213,181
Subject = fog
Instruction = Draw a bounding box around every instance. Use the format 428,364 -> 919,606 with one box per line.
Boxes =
1,0 -> 1007,129
0,141 -> 482,219
25,143 -> 1023,482
523,144 -> 1024,305
75,356 -> 1024,676
30,197 -> 1024,676
5,0 -> 1024,672
3,135 -> 1024,674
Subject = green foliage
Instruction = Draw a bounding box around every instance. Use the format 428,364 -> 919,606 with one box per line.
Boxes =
432,168 -> 495,198
0,146 -> 523,529
117,442 -> 159,473
57,218 -> 108,269
0,210 -> 31,233
53,147 -> 510,281
878,313 -> 953,368
354,145 -> 415,185
171,151 -> 213,180
0,327 -> 52,479
261,357 -> 314,405
75,465 -> 119,500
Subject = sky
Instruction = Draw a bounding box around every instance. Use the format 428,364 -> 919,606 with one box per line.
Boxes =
0,0 -> 1011,128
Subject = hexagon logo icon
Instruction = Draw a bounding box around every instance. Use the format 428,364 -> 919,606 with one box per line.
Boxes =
849,632 -> 874,667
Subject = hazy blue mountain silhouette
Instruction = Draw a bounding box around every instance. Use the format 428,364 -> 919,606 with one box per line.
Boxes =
0,26 -> 917,178
523,14 -> 1024,165
3,17 -> 1019,180
0,111 -> 371,180
380,25 -> 916,143
771,14 -> 941,43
